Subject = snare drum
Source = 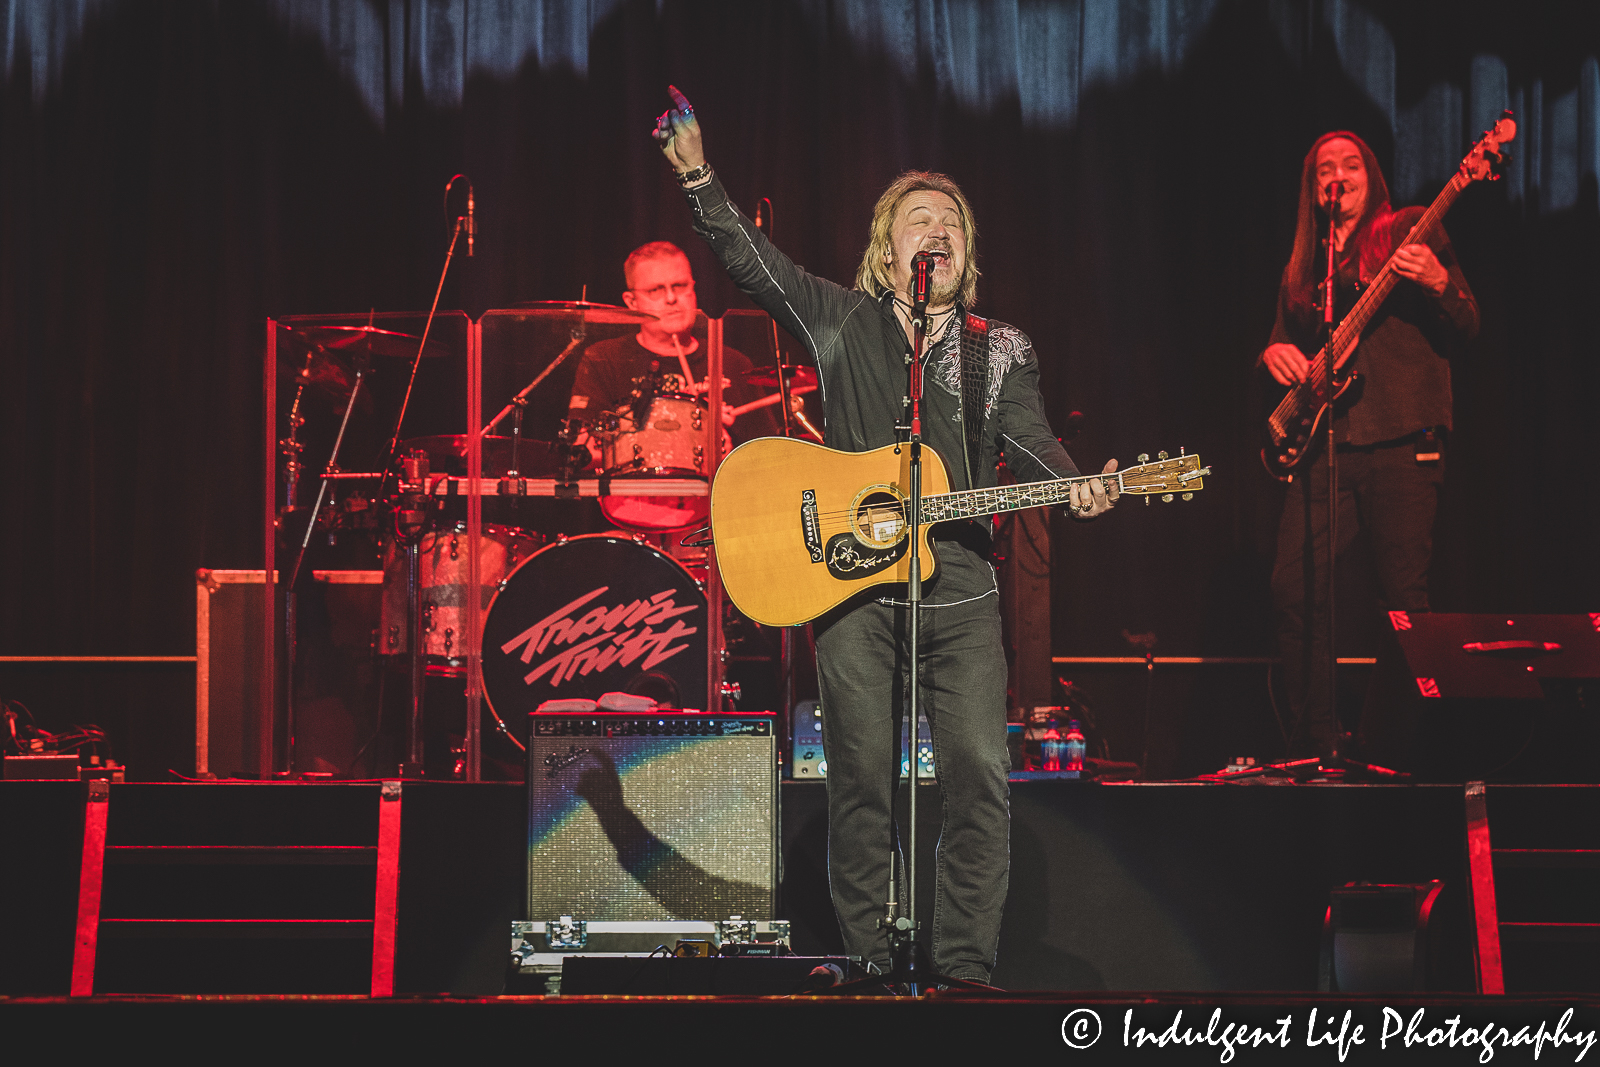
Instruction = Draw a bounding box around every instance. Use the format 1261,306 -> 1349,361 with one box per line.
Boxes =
481,534 -> 707,717
598,393 -> 724,531
380,523 -> 543,672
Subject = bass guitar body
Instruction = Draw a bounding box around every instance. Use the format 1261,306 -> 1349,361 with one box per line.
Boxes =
1260,369 -> 1360,482
709,437 -> 950,627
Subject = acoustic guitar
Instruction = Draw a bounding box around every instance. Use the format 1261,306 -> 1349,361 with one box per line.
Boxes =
708,436 -> 1208,626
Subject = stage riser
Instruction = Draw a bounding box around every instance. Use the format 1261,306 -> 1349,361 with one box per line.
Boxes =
7,781 -> 1598,995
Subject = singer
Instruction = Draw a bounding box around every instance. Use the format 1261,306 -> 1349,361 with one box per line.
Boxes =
1258,132 -> 1478,765
653,86 -> 1117,984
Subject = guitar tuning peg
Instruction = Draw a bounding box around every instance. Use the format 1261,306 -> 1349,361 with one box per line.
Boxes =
1137,453 -> 1149,464
1182,492 -> 1194,501
1161,493 -> 1174,503
1179,446 -> 1185,456
1144,496 -> 1151,506
1158,451 -> 1169,461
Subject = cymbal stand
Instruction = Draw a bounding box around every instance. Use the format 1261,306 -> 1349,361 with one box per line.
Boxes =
280,350 -> 369,778
394,449 -> 431,779
273,344 -> 312,779
279,344 -> 315,519
289,352 -> 369,589
482,322 -> 587,437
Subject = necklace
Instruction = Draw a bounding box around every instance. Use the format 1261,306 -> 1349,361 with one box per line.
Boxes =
893,299 -> 959,346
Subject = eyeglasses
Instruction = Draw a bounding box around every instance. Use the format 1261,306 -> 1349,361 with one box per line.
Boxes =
631,281 -> 694,301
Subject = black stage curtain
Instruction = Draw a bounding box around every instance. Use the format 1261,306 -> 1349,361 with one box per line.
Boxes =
1,0 -> 1596,777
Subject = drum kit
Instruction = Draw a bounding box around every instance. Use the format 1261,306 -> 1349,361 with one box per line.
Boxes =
269,301 -> 817,779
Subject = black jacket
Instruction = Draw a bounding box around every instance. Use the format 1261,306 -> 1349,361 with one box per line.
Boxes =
683,174 -> 1080,604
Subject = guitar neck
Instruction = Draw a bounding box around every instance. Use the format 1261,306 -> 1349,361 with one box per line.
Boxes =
1325,169 -> 1468,369
921,473 -> 1103,523
1276,168 -> 1470,423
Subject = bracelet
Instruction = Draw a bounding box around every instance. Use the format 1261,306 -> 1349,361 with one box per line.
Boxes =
675,162 -> 713,186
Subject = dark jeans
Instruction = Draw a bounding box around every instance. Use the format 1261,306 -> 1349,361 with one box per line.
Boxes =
1272,440 -> 1443,759
813,592 -> 1010,981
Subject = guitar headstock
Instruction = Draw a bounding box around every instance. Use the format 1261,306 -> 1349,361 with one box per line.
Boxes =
1462,111 -> 1517,183
1117,451 -> 1210,502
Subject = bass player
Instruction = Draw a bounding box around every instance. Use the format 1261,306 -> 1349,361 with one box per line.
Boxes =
1260,131 -> 1478,765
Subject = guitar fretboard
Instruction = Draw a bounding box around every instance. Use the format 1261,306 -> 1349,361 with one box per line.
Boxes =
920,475 -> 1101,523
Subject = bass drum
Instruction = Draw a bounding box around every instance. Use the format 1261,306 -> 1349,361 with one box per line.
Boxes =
481,534 -> 707,719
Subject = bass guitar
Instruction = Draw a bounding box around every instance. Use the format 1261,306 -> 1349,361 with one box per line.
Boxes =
1261,114 -> 1515,481
708,436 -> 1208,627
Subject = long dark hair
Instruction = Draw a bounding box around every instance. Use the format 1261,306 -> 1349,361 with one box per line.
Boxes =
1282,131 -> 1393,321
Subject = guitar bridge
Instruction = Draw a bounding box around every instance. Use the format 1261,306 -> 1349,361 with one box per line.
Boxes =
801,489 -> 823,563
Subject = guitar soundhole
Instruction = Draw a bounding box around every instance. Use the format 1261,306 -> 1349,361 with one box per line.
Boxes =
852,490 -> 906,549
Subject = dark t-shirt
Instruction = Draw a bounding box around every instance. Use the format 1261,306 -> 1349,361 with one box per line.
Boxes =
569,334 -> 779,443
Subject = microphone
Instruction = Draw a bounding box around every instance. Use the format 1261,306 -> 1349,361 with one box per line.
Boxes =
911,251 -> 937,312
465,185 -> 475,256
1324,179 -> 1343,216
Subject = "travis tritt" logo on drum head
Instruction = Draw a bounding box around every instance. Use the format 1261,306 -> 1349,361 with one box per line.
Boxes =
497,586 -> 700,688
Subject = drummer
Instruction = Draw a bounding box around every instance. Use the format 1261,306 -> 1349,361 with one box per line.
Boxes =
567,240 -> 778,458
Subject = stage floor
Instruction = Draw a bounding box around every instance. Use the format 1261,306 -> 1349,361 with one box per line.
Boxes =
8,991 -> 1600,1062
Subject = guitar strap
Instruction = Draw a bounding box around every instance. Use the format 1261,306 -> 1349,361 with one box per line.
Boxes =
958,311 -> 990,489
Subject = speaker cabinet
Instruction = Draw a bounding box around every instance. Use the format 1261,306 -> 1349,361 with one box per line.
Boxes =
526,712 -> 777,922
195,568 -> 382,778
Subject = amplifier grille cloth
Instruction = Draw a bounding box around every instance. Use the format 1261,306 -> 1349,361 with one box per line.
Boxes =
527,734 -> 774,921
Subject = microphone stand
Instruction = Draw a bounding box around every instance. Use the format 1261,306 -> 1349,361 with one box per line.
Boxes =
891,257 -> 931,994
1314,191 -> 1401,781
380,211 -> 469,778
1321,187 -> 1341,769
822,260 -> 999,998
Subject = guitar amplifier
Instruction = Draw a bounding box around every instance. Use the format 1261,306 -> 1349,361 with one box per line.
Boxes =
526,711 -> 777,923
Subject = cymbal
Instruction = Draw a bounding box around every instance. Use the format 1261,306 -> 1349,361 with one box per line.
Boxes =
399,434 -> 560,478
284,324 -> 452,360
744,365 -> 819,389
510,300 -> 657,325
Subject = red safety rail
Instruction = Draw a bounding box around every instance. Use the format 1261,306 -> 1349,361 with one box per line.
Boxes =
371,780 -> 402,996
69,781 -> 403,996
69,779 -> 111,996
1464,781 -> 1504,994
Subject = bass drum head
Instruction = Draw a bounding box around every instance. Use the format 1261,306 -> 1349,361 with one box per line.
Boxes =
481,534 -> 707,718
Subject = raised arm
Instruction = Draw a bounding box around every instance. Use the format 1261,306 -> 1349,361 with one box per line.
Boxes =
651,87 -> 871,369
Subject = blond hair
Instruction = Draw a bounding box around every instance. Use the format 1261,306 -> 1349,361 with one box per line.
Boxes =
854,171 -> 980,309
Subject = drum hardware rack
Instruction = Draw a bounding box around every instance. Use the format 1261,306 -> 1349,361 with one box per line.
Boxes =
263,308 -> 753,782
